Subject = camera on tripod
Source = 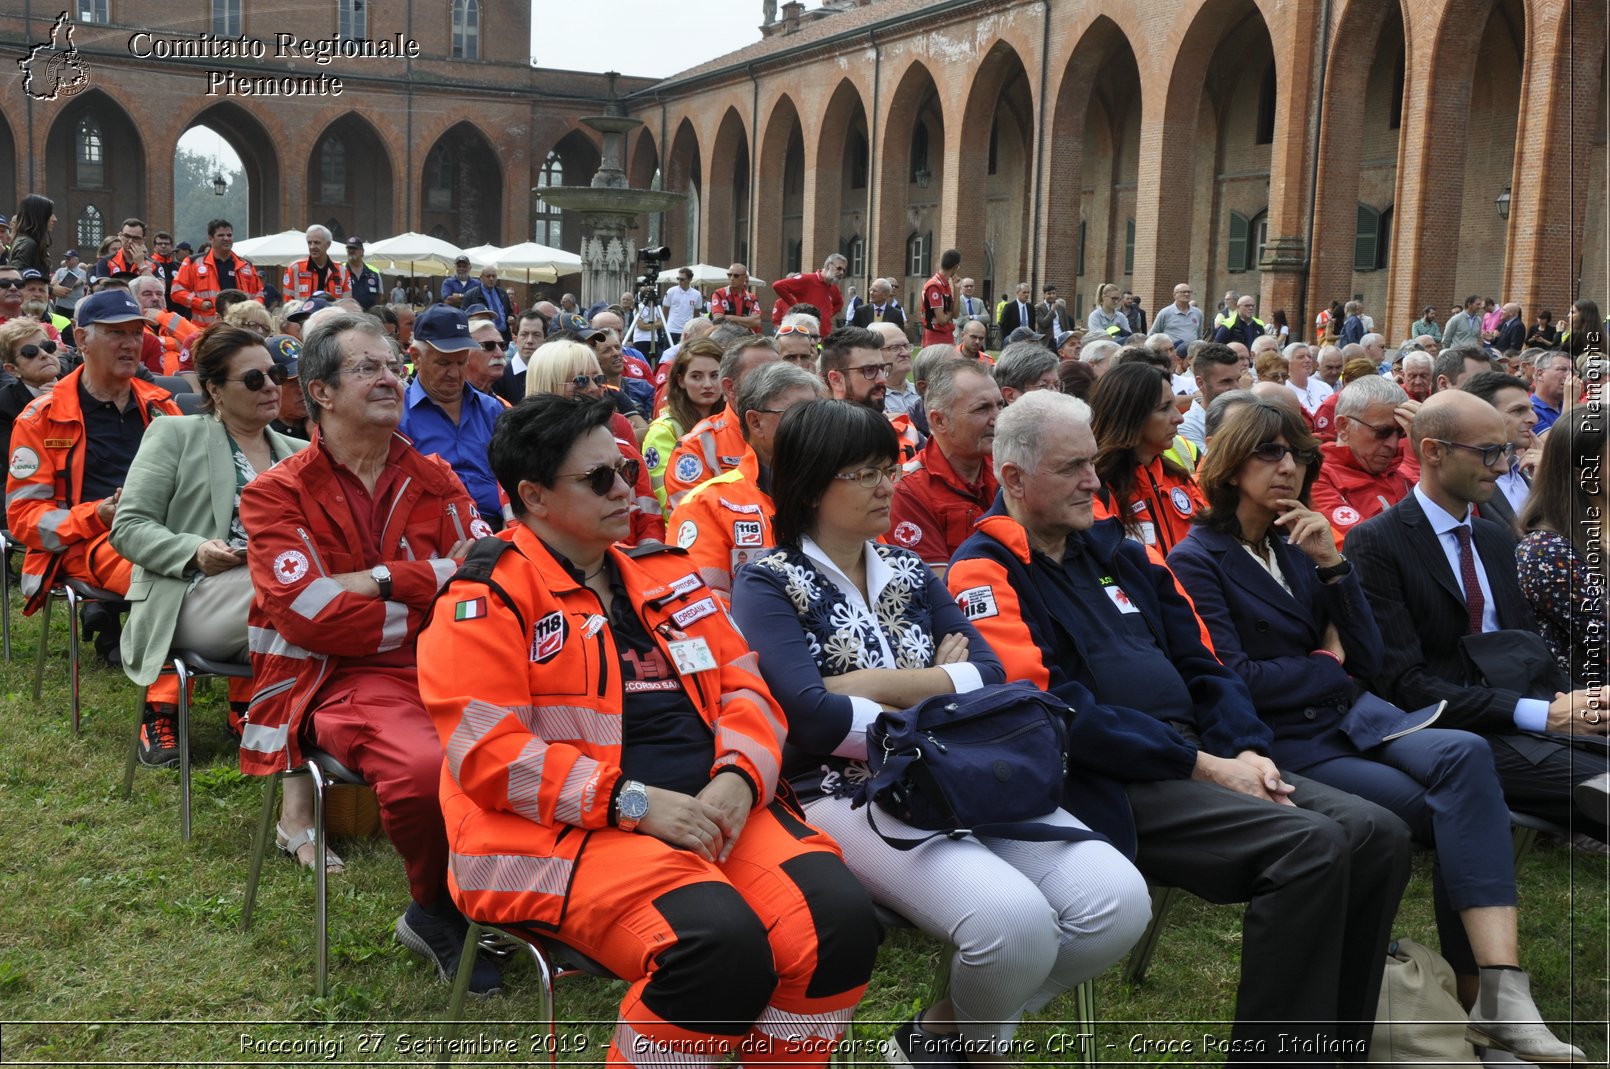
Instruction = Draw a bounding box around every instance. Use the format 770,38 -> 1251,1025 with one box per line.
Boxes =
636,245 -> 671,309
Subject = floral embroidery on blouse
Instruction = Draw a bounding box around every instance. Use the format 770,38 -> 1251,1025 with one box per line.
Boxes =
1516,529 -> 1604,684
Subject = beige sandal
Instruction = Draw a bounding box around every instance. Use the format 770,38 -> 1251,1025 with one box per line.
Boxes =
276,823 -> 345,874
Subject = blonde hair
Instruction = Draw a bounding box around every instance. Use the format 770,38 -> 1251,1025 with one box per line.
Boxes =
525,339 -> 601,397
0,319 -> 48,366
223,299 -> 272,332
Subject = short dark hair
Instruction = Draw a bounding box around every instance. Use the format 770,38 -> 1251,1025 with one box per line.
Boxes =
518,308 -> 548,330
1191,342 -> 1240,379
369,304 -> 399,330
1057,359 -> 1096,400
770,399 -> 900,547
939,249 -> 961,271
191,323 -> 268,413
207,218 -> 233,237
1194,399 -> 1322,537
784,302 -> 822,320
818,326 -> 883,378
490,395 -> 617,515
1460,370 -> 1530,405
120,217 -> 146,233
213,288 -> 250,319
1435,345 -> 1492,385
155,230 -> 172,242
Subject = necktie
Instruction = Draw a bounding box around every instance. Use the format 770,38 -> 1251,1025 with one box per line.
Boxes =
1452,526 -> 1485,634
874,306 -> 884,322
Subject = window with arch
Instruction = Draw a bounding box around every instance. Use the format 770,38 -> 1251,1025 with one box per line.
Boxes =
1226,209 -> 1268,272
320,137 -> 347,203
909,123 -> 930,185
1256,65 -> 1277,145
533,150 -> 563,246
324,218 -> 347,242
451,0 -> 480,59
77,115 -> 104,189
77,205 -> 104,248
906,230 -> 931,278
77,0 -> 107,23
430,224 -> 451,241
212,0 -> 242,36
338,0 -> 366,39
426,145 -> 453,210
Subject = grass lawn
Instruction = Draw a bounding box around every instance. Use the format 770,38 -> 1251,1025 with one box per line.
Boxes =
0,605 -> 1604,1066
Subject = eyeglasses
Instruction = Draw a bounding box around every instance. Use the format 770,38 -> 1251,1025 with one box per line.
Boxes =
845,362 -> 893,381
560,458 -> 641,496
1250,442 -> 1317,466
881,342 -> 912,354
569,373 -> 608,391
119,232 -> 141,243
1432,439 -> 1516,468
1348,416 -> 1404,442
832,464 -> 902,489
228,365 -> 289,391
242,321 -> 271,335
479,341 -> 504,352
0,279 -> 23,291
338,359 -> 406,381
776,325 -> 820,341
17,341 -> 58,358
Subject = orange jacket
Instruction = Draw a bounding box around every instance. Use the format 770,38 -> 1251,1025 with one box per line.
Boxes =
662,412 -> 747,510
146,313 -> 199,376
889,411 -> 922,465
666,446 -> 774,597
5,367 -> 179,605
281,257 -> 350,303
238,433 -> 491,775
1091,456 -> 1205,557
416,524 -> 787,927
171,250 -> 265,325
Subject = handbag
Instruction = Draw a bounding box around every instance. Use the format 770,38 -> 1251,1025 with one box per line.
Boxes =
850,682 -> 1101,850
1371,939 -> 1478,1065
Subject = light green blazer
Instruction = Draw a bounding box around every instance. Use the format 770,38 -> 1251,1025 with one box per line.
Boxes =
110,414 -> 306,686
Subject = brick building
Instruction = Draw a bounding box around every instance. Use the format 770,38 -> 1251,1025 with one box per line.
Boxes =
627,0 -> 1606,342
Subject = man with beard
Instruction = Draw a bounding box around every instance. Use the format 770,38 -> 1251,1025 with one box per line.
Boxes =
820,325 -> 920,462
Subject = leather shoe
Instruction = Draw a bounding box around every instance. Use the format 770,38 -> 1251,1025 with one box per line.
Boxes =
1572,771 -> 1608,822
1467,968 -> 1583,1063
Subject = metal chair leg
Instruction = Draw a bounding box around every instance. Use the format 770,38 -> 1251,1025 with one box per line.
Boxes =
64,585 -> 81,736
439,922 -> 485,1067
121,684 -> 150,798
1073,977 -> 1097,1067
175,657 -> 193,841
1511,824 -> 1540,869
31,589 -> 52,701
1,534 -> 12,663
1123,885 -> 1178,989
242,771 -> 282,931
310,761 -> 330,999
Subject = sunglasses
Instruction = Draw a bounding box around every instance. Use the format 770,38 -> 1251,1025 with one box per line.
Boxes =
0,279 -> 23,291
1348,417 -> 1404,442
479,341 -> 504,352
561,458 -> 641,496
775,325 -> 820,341
18,340 -> 59,359
1250,442 -> 1317,466
569,373 -> 608,391
228,364 -> 289,391
1431,439 -> 1516,468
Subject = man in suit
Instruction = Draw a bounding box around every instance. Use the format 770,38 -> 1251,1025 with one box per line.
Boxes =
997,282 -> 1035,337
1035,285 -> 1067,335
1490,302 -> 1525,353
1460,371 -> 1536,531
1348,390 -> 1610,842
848,277 -> 905,331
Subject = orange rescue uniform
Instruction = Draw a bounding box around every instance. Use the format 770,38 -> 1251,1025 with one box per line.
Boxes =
662,412 -> 748,510
666,446 -> 774,597
1091,455 -> 1206,557
170,250 -> 265,325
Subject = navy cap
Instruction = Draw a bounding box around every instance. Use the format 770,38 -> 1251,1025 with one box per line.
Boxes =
65,249 -> 80,259
266,334 -> 301,377
1005,326 -> 1045,346
175,241 -> 193,252
345,236 -> 364,248
19,269 -> 44,282
75,289 -> 146,327
414,304 -> 478,352
286,296 -> 329,322
462,302 -> 494,319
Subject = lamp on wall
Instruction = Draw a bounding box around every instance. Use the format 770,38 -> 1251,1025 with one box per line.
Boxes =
1495,186 -> 1511,220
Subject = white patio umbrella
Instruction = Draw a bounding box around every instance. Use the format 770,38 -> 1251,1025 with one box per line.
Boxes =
658,263 -> 767,288
460,244 -> 504,269
231,229 -> 311,267
488,241 -> 584,284
364,232 -> 467,276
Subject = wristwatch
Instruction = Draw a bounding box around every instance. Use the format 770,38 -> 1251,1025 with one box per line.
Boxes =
616,780 -> 649,833
370,563 -> 393,600
1315,556 -> 1352,581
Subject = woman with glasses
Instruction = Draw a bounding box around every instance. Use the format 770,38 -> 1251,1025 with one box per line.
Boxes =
641,337 -> 724,512
731,399 -> 1149,1066
1167,399 -> 1581,1063
525,338 -> 663,545
1090,362 -> 1205,555
108,325 -> 335,869
0,319 -> 62,456
223,298 -> 274,338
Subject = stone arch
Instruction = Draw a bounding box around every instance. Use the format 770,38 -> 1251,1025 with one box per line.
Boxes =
534,129 -> 602,252
44,90 -> 145,250
878,61 -> 945,297
706,107 -> 751,266
306,112 -> 394,242
178,101 -> 281,234
419,121 -> 502,246
812,79 -> 870,287
756,94 -> 806,283
665,117 -> 702,266
955,41 -> 1034,303
1047,17 -> 1142,320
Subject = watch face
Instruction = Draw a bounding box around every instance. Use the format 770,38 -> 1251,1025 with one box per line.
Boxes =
620,785 -> 649,820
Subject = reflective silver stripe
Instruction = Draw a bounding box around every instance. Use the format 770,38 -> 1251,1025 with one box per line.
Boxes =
698,431 -> 720,473
20,571 -> 43,596
240,722 -> 289,755
722,681 -> 786,750
428,557 -> 456,590
610,1021 -> 723,1068
377,600 -> 408,651
551,755 -> 601,825
381,476 -> 415,539
290,576 -> 343,620
695,567 -> 731,595
633,494 -> 660,517
35,508 -> 72,552
246,626 -> 311,660
715,728 -> 779,802
446,698 -> 512,780
534,704 -> 622,747
753,1004 -> 850,1041
450,851 -> 573,896
246,677 -> 297,707
504,737 -> 549,822
5,483 -> 53,507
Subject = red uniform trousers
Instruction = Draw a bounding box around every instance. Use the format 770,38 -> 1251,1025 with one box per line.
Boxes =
308,665 -> 449,907
478,804 -> 875,1068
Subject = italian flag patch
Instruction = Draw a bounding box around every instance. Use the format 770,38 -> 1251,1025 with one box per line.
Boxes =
454,597 -> 487,621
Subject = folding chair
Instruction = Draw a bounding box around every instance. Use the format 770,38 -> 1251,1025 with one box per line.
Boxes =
0,528 -> 22,662
30,577 -> 122,736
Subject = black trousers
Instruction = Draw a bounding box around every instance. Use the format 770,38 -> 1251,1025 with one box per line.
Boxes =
1127,773 -> 1413,1064
1488,732 -> 1610,842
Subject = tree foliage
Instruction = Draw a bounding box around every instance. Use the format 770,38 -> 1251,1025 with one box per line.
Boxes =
172,147 -> 248,248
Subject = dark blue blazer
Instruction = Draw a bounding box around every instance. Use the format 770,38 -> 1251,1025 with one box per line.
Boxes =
1167,525 -> 1384,771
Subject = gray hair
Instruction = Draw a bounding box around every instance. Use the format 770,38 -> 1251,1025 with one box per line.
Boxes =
1144,333 -> 1177,354
735,361 -> 823,438
299,312 -> 389,423
821,253 -> 847,271
926,358 -> 994,415
780,311 -> 820,333
305,223 -> 332,243
993,341 -> 1060,394
1535,349 -> 1572,371
1360,332 -> 1385,349
1080,337 -> 1120,367
128,274 -> 165,298
1281,341 -> 1312,362
1250,334 -> 1280,355
912,344 -> 958,396
1336,373 -> 1407,418
682,316 -> 715,339
719,334 -> 778,385
709,322 -> 753,350
1401,351 -> 1433,373
993,390 -> 1092,478
1204,388 -> 1257,439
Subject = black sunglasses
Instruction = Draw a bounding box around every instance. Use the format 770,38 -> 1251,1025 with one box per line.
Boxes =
1250,442 -> 1317,466
18,341 -> 59,358
569,373 -> 608,391
479,341 -> 504,352
228,365 -> 289,391
0,279 -> 24,291
561,458 -> 640,496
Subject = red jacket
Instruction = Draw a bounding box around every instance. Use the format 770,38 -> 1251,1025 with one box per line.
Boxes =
770,271 -> 844,327
237,432 -> 490,775
171,250 -> 265,325
920,271 -> 955,346
887,437 -> 998,566
281,257 -> 350,303
1310,440 -> 1413,546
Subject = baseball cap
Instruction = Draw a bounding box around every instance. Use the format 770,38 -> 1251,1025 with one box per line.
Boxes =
1005,326 -> 1045,346
462,302 -> 495,321
413,304 -> 477,352
286,297 -> 329,322
1054,329 -> 1078,350
454,255 -> 470,265
65,249 -> 80,259
581,328 -> 609,344
19,269 -> 44,282
75,289 -> 146,327
175,241 -> 193,253
345,236 -> 364,248
266,334 -> 301,377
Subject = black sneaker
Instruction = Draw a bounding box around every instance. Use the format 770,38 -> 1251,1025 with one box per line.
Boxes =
137,704 -> 181,768
884,1011 -> 965,1066
395,902 -> 503,996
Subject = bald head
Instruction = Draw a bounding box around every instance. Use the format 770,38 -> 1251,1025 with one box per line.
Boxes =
1412,390 -> 1510,510
1250,381 -> 1304,418
1411,390 -> 1504,455
871,321 -> 907,348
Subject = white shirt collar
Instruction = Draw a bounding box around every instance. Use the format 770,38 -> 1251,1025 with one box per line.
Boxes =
1413,484 -> 1472,534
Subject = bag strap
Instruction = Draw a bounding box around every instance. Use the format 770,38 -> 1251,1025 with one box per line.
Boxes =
863,803 -> 1102,851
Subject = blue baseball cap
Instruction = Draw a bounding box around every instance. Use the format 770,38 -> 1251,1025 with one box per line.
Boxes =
286,296 -> 328,322
75,289 -> 145,328
413,304 -> 477,352
267,334 -> 301,377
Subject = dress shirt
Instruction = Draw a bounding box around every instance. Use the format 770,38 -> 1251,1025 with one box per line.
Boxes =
1495,464 -> 1530,516
399,379 -> 505,519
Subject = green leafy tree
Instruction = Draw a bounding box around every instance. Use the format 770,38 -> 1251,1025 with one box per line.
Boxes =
172,147 -> 247,250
